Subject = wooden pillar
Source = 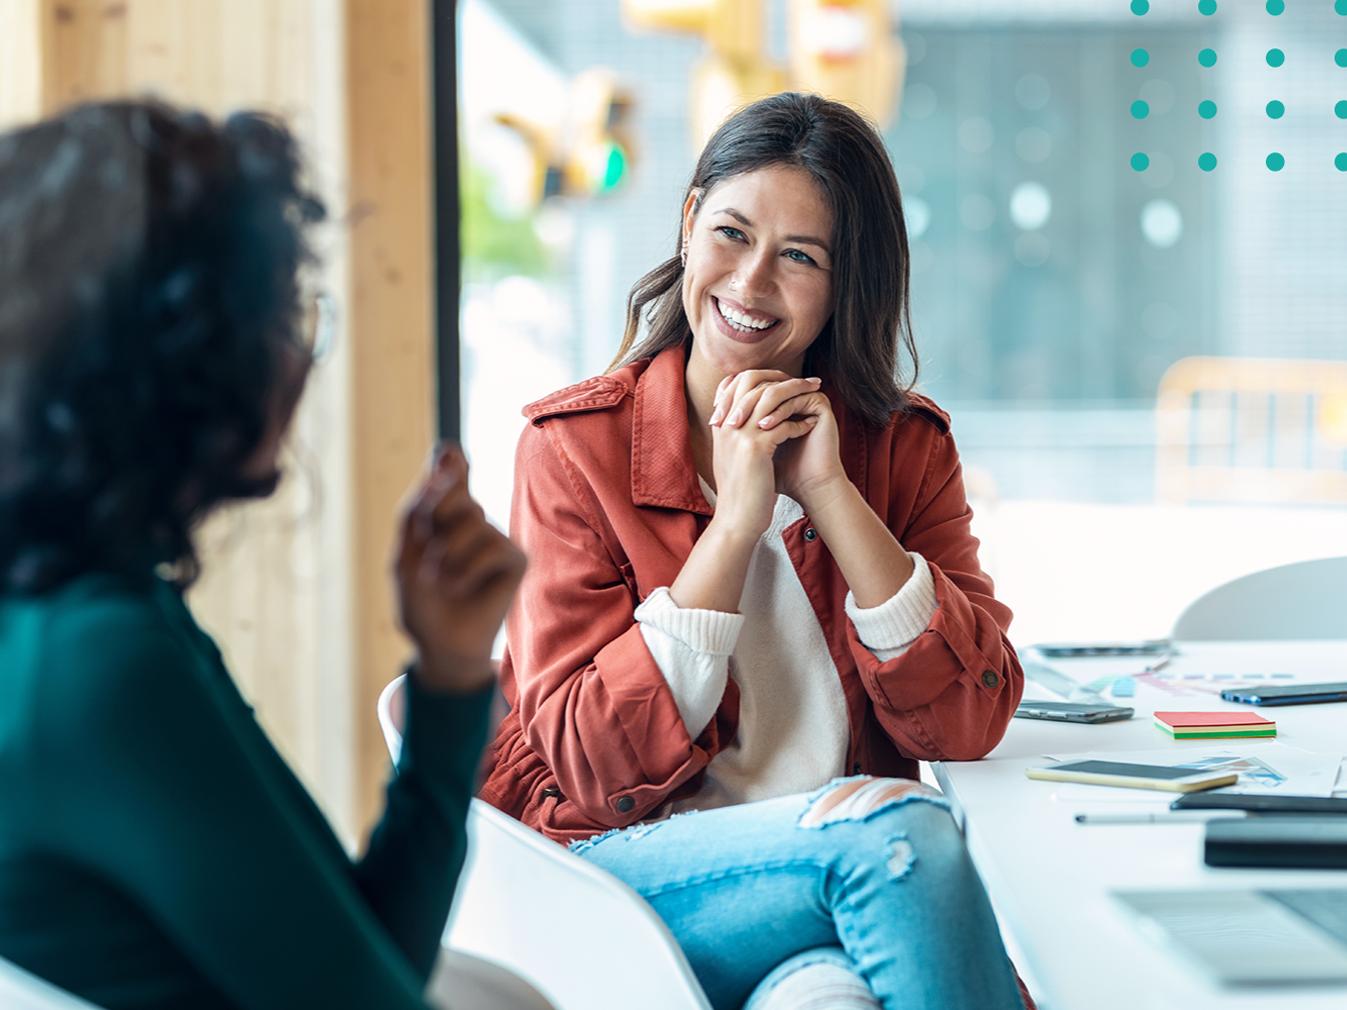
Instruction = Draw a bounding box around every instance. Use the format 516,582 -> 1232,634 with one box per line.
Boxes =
343,0 -> 438,833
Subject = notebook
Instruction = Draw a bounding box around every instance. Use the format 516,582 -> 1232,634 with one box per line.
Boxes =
1153,711 -> 1276,739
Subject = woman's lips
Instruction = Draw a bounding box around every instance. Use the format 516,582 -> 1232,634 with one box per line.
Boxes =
711,296 -> 780,344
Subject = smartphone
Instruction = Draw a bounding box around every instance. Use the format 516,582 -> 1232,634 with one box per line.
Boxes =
1219,681 -> 1347,706
1026,759 -> 1238,793
1172,793 -> 1347,815
1030,639 -> 1170,658
1014,701 -> 1134,724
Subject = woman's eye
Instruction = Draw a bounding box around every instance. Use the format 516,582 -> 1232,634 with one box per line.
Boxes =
717,226 -> 747,242
785,249 -> 817,266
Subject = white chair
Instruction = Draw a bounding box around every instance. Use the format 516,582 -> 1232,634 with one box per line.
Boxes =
377,675 -> 712,1010
0,956 -> 103,1010
1171,556 -> 1347,641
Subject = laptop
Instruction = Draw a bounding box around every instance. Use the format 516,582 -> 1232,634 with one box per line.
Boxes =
1114,889 -> 1347,985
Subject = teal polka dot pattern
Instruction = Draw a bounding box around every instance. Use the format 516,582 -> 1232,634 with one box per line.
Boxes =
1338,101 -> 1347,119
1336,153 -> 1347,172
1131,100 -> 1150,119
1338,0 -> 1347,15
1131,48 -> 1150,68
1267,152 -> 1285,171
1198,48 -> 1217,67
1131,0 -> 1149,14
1266,48 -> 1285,67
1198,100 -> 1218,119
1198,152 -> 1218,171
1267,100 -> 1285,118
1131,152 -> 1150,172
1336,49 -> 1347,68
1199,0 -> 1217,14
1266,0 -> 1284,14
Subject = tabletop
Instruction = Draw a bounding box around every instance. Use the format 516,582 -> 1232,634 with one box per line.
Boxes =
933,640 -> 1347,1010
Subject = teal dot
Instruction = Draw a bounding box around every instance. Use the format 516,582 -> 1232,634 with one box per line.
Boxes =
1130,152 -> 1150,171
1131,100 -> 1150,119
1336,49 -> 1347,68
1335,153 -> 1347,171
1198,99 -> 1218,119
1131,48 -> 1150,68
1267,152 -> 1285,171
1131,0 -> 1149,13
1267,100 -> 1285,118
1266,48 -> 1285,67
1198,0 -> 1217,13
1198,48 -> 1218,67
1338,0 -> 1347,15
1198,152 -> 1218,171
1337,100 -> 1347,118
1266,0 -> 1284,13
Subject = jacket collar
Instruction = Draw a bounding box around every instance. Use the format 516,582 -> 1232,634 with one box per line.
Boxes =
630,344 -> 713,515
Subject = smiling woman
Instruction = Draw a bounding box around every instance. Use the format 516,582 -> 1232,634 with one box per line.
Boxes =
481,93 -> 1034,1010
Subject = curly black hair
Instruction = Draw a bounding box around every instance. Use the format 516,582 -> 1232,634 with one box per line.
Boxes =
0,99 -> 326,594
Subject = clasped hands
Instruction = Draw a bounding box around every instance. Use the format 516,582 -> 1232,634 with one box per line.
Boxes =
706,369 -> 849,539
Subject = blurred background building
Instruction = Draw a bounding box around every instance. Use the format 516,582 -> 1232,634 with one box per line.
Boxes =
458,0 -> 1347,647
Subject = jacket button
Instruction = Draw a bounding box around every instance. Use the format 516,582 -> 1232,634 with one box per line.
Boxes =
803,527 -> 817,541
981,669 -> 1000,689
541,786 -> 561,800
615,795 -> 635,813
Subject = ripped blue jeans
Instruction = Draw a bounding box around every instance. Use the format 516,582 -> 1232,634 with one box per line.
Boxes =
569,777 -> 1024,1010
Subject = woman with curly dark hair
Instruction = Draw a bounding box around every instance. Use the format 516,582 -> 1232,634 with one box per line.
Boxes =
0,101 -> 534,1010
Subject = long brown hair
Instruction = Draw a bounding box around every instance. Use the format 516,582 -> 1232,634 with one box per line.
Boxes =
612,92 -> 918,428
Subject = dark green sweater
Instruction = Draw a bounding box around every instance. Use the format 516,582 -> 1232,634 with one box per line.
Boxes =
0,571 -> 492,1010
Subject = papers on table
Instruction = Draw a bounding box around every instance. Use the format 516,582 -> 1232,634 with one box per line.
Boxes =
1043,743 -> 1344,799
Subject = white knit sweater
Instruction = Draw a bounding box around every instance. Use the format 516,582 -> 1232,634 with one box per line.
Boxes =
635,482 -> 938,814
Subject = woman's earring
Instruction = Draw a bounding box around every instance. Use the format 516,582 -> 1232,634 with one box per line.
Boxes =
679,242 -> 687,268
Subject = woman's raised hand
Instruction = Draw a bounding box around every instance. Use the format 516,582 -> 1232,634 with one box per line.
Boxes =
708,370 -> 823,537
394,444 -> 527,694
713,370 -> 846,510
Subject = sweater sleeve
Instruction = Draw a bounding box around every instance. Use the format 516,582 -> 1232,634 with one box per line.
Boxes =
635,586 -> 743,738
31,594 -> 491,1010
844,551 -> 938,660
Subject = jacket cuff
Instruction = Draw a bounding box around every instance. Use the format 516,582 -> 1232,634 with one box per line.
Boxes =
844,551 -> 937,653
634,586 -> 744,655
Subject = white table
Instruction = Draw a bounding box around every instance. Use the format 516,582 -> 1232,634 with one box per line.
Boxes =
933,640 -> 1347,1010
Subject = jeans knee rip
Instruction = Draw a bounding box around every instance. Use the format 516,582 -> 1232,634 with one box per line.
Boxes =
796,778 -> 949,831
885,833 -> 916,880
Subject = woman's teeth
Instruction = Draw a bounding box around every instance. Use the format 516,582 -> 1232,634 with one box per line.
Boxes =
716,298 -> 777,332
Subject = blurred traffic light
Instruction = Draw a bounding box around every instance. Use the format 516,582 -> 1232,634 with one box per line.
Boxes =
624,0 -> 903,150
493,68 -> 635,206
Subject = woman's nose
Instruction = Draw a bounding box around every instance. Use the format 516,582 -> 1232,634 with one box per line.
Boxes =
733,250 -> 776,300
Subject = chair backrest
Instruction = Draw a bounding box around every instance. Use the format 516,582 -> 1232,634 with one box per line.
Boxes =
377,676 -> 711,1010
0,957 -> 103,1010
1171,556 -> 1347,641
1155,356 -> 1347,506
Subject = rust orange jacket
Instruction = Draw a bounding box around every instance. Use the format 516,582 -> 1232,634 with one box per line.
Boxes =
480,344 -> 1025,846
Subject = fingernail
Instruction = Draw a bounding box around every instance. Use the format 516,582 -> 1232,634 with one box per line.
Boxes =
758,418 -> 771,428
808,377 -> 822,384
726,412 -> 741,426
806,416 -> 819,423
709,408 -> 722,425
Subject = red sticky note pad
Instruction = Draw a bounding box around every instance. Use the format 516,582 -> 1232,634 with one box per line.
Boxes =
1155,711 -> 1275,729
